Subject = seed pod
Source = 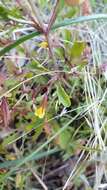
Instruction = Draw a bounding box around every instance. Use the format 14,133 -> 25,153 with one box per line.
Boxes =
65,0 -> 85,6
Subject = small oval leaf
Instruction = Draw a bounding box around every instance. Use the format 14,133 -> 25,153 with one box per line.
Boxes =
70,41 -> 85,57
56,84 -> 71,107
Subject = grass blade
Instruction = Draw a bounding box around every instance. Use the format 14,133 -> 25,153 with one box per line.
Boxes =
0,148 -> 59,169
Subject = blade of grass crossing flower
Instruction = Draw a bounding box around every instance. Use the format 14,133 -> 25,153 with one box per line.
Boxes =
0,14 -> 107,56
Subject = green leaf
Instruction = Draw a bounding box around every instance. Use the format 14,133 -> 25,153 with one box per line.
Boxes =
25,118 -> 44,141
63,29 -> 71,42
9,7 -> 22,19
25,118 -> 44,132
70,41 -> 85,58
5,79 -> 18,88
2,133 -> 18,147
58,0 -> 65,13
56,84 -> 71,107
59,129 -> 71,149
0,5 -> 9,20
55,47 -> 65,59
0,5 -> 22,20
63,7 -> 77,18
27,60 -> 48,72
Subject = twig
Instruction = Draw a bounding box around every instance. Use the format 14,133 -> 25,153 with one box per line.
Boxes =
31,168 -> 48,190
42,145 -> 50,180
27,0 -> 44,30
16,0 -> 42,32
31,16 -> 43,32
45,34 -> 55,60
43,163 -> 69,180
46,0 -> 60,34
44,0 -> 60,61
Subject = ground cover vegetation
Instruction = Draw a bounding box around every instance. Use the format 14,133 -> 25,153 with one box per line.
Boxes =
0,0 -> 107,189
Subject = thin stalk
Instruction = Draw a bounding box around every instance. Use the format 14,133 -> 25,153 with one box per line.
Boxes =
27,0 -> 44,30
46,0 -> 60,33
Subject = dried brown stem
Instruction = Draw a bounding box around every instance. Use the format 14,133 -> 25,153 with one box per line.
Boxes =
27,0 -> 44,29
31,168 -> 48,190
46,0 -> 60,34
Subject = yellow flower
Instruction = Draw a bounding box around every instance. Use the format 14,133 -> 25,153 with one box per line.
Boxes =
35,94 -> 47,118
39,41 -> 48,49
35,106 -> 45,118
